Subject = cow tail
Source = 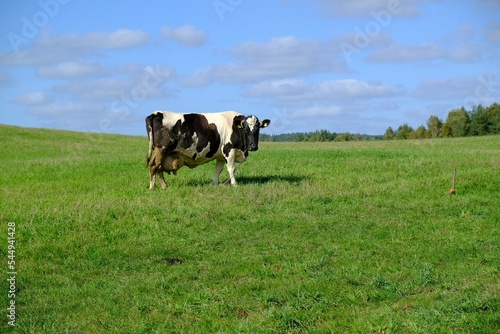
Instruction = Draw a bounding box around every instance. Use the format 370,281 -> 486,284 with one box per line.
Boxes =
146,115 -> 154,167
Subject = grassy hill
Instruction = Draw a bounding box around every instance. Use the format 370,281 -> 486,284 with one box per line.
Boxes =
1,124 -> 499,333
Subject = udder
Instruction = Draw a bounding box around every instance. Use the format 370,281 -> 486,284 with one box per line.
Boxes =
162,153 -> 184,174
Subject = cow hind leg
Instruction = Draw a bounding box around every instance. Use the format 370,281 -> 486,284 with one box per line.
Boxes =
158,167 -> 167,189
149,165 -> 157,190
149,147 -> 170,190
213,160 -> 225,184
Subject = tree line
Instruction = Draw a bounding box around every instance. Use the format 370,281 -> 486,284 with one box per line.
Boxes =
260,103 -> 500,142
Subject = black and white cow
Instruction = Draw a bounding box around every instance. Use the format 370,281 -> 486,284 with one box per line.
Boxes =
145,111 -> 270,189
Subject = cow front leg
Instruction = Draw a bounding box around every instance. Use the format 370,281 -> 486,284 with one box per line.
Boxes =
225,151 -> 237,186
213,160 -> 225,184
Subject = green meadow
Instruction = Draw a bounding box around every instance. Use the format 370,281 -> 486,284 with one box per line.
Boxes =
0,124 -> 499,333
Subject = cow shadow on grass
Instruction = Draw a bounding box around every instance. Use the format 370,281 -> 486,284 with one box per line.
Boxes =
235,174 -> 309,185
187,174 -> 309,186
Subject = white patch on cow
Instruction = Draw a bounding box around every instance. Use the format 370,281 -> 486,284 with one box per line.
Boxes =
191,132 -> 198,146
191,132 -> 212,160
203,111 -> 238,137
157,111 -> 184,130
246,115 -> 259,132
198,142 -> 212,159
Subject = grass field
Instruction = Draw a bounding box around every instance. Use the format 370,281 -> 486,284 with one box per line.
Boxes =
1,124 -> 499,333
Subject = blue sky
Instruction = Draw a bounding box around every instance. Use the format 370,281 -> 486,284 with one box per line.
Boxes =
1,0 -> 499,136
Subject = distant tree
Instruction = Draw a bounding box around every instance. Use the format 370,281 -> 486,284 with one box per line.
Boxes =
414,125 -> 427,139
334,132 -> 351,142
319,129 -> 333,141
443,107 -> 470,137
486,103 -> 500,134
260,134 -> 272,142
441,123 -> 451,137
426,115 -> 443,138
395,123 -> 415,140
469,105 -> 490,136
383,126 -> 395,140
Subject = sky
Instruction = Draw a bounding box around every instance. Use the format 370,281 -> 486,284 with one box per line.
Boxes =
1,0 -> 499,136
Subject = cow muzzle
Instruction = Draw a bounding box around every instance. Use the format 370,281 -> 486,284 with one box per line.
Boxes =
248,145 -> 258,151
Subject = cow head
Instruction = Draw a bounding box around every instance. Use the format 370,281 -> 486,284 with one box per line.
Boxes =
235,115 -> 270,152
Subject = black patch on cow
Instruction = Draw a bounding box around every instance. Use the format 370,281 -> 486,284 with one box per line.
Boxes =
223,115 -> 248,157
246,115 -> 269,151
223,142 -> 232,157
145,114 -> 154,135
148,113 -> 163,141
180,114 -> 221,158
151,113 -> 168,148
172,119 -> 182,136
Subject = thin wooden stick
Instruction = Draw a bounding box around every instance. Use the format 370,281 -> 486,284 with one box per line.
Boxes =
449,167 -> 456,194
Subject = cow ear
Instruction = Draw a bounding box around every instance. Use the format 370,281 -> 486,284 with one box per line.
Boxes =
234,119 -> 245,129
260,119 -> 271,128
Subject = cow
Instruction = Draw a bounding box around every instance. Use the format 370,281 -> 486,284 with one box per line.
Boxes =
145,111 -> 270,189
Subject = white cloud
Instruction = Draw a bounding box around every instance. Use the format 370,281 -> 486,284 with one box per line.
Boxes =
41,29 -> 150,50
472,0 -> 500,11
26,101 -> 103,117
364,21 -> 493,64
181,36 -> 349,86
412,75 -> 500,102
0,29 -> 150,66
11,92 -> 52,105
244,79 -> 310,97
312,0 -> 429,18
447,44 -> 485,62
37,61 -> 108,78
161,25 -> 208,47
314,79 -> 405,99
484,20 -> 500,44
14,64 -> 176,132
230,36 -> 346,74
245,78 -> 405,102
367,42 -> 486,63
368,43 -> 447,62
24,101 -> 113,132
292,105 -> 342,118
0,70 -> 14,86
52,66 -> 175,101
333,31 -> 392,46
179,67 -> 213,87
53,78 -> 134,101
443,24 -> 477,43
413,77 -> 471,100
